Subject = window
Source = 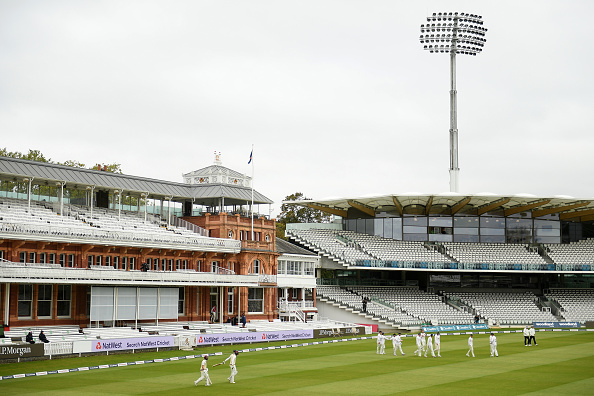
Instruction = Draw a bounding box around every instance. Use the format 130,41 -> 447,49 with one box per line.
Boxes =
168,259 -> 174,272
228,230 -> 233,238
176,259 -> 181,270
183,260 -> 188,270
227,287 -> 234,315
304,262 -> 314,276
39,253 -> 47,264
292,288 -> 299,299
49,253 -> 56,264
250,259 -> 260,274
278,260 -> 286,275
265,234 -> 270,242
88,255 -> 94,267
37,285 -> 53,318
248,288 -> 264,313
114,256 -> 119,269
122,257 -> 128,270
68,254 -> 75,267
96,255 -> 102,266
129,257 -> 135,271
59,253 -> 66,267
57,285 -> 71,317
19,251 -> 26,263
178,287 -> 185,315
105,256 -> 111,267
18,284 -> 33,317
29,252 -> 36,263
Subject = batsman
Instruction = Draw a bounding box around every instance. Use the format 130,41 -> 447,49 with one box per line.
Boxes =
218,350 -> 240,384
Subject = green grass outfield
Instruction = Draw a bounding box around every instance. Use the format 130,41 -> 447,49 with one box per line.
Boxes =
1,331 -> 593,395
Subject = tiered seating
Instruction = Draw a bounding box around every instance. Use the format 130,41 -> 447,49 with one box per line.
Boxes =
443,242 -> 547,264
6,325 -> 85,343
346,233 -> 450,263
287,230 -> 375,266
70,204 -> 194,238
0,197 -> 206,247
0,198 -> 89,230
350,286 -> 473,325
447,291 -> 557,324
545,289 -> 594,324
316,285 -> 421,327
316,285 -> 364,311
544,239 -> 594,265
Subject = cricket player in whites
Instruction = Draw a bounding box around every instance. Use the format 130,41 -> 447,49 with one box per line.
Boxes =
377,331 -> 386,354
466,334 -> 475,357
392,333 -> 405,356
424,334 -> 436,357
222,350 -> 239,383
421,330 -> 426,352
489,333 -> 499,357
435,332 -> 441,357
414,332 -> 423,357
194,355 -> 212,386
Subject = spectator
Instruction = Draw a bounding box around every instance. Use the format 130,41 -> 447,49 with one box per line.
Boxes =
39,330 -> 50,343
241,313 -> 247,328
26,331 -> 35,344
210,306 -> 216,323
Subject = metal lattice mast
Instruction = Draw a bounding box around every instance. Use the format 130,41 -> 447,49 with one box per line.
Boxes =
420,12 -> 487,193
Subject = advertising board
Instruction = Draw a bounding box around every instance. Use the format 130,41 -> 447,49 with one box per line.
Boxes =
73,336 -> 174,353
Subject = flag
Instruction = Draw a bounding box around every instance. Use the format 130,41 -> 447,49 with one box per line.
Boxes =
248,149 -> 253,164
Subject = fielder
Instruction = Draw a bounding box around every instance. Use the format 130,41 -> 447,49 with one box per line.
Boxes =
489,333 -> 499,357
435,332 -> 441,357
424,334 -> 436,357
414,332 -> 423,357
421,331 -> 426,352
377,331 -> 386,354
392,333 -> 405,356
466,334 -> 475,357
222,350 -> 239,383
194,355 -> 212,386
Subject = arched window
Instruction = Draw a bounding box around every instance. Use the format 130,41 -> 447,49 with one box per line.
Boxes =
250,259 -> 261,274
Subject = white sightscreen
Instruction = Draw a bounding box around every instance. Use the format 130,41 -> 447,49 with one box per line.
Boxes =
90,287 -> 115,321
159,288 -> 178,319
90,287 -> 178,321
116,287 -> 137,320
138,288 -> 158,320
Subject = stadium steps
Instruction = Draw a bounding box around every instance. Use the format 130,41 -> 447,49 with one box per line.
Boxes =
536,245 -> 555,264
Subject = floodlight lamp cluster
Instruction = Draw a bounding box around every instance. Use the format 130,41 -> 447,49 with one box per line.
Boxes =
420,12 -> 487,56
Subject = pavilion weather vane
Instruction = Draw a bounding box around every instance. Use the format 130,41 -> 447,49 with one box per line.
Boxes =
420,12 -> 487,193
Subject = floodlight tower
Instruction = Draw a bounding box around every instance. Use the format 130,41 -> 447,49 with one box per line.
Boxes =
420,12 -> 487,193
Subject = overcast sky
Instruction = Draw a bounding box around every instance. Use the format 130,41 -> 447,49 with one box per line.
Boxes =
1,1 -> 593,217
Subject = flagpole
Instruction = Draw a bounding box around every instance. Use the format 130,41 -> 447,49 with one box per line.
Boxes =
250,144 -> 254,241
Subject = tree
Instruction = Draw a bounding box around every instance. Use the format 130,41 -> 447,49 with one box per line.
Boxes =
0,147 -> 122,173
276,192 -> 331,239
93,163 -> 122,173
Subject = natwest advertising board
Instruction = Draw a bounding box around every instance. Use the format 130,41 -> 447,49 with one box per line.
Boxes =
195,330 -> 314,346
73,336 -> 174,354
